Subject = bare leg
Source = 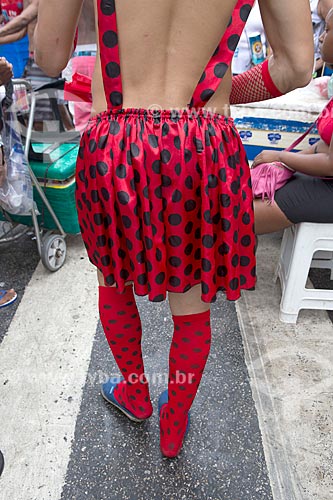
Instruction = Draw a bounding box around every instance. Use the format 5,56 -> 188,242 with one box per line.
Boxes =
168,284 -> 210,316
98,269 -> 111,286
254,199 -> 293,235
99,270 -> 209,314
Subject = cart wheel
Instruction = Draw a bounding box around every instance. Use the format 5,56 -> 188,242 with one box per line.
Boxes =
41,234 -> 67,271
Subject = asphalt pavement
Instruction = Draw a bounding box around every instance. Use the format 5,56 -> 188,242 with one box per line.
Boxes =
0,225 -> 332,500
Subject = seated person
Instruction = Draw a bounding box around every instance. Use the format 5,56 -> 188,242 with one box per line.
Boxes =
311,0 -> 333,75
253,8 -> 333,235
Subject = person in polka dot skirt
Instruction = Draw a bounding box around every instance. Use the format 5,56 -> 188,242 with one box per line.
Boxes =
35,0 -> 313,458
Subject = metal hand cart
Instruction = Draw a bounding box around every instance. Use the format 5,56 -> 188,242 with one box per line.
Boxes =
0,78 -> 81,271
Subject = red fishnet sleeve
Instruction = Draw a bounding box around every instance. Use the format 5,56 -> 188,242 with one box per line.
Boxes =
230,59 -> 283,104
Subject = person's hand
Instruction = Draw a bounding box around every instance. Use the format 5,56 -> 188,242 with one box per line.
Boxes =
0,57 -> 13,85
252,150 -> 281,168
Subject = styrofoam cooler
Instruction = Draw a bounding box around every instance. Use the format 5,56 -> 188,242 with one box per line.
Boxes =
231,82 -> 329,161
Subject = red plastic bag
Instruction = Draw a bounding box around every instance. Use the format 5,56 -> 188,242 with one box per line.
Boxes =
64,72 -> 92,103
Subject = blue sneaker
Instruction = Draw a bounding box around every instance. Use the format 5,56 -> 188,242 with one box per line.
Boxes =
101,377 -> 149,423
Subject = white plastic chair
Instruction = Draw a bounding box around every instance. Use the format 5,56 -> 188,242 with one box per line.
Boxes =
275,222 -> 333,323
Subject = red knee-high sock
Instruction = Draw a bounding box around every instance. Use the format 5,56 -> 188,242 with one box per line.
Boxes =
160,310 -> 211,456
99,286 -> 153,419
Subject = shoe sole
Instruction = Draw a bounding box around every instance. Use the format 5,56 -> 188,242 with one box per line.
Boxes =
101,386 -> 147,423
0,450 -> 4,477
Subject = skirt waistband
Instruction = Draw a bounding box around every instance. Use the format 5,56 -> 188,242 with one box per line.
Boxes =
89,107 -> 234,125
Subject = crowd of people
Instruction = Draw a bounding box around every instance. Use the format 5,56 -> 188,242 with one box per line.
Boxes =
0,0 -> 331,462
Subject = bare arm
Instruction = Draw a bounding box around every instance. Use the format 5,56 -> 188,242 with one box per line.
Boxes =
0,27 -> 27,44
0,1 -> 38,38
252,138 -> 333,177
318,0 -> 333,20
259,0 -> 314,93
34,0 -> 83,77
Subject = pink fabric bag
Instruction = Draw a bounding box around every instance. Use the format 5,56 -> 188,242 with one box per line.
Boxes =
251,161 -> 294,203
251,121 -> 317,203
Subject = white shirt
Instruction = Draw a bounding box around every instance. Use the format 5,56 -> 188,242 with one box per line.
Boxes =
232,1 -> 266,74
310,0 -> 325,61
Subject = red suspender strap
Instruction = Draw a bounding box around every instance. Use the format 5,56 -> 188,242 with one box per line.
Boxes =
285,121 -> 317,152
97,0 -> 123,110
285,116 -> 333,180
189,0 -> 255,109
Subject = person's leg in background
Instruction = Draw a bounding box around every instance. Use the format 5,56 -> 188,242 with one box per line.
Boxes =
159,285 -> 211,457
255,176 -> 333,234
98,271 -> 153,421
254,198 -> 293,235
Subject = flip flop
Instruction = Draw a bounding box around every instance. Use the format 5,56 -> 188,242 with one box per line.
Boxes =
0,289 -> 17,309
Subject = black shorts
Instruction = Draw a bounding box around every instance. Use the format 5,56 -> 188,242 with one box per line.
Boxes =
274,173 -> 333,224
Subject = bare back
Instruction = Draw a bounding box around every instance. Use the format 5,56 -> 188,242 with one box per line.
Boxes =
92,0 -> 238,115
36,0 -> 313,115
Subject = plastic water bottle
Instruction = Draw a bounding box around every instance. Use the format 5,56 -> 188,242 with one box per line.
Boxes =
6,142 -> 25,211
7,142 -> 24,181
249,32 -> 265,65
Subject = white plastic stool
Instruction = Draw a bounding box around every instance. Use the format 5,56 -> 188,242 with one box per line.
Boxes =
275,222 -> 333,323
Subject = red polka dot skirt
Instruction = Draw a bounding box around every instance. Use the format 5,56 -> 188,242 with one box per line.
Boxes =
75,0 -> 256,303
